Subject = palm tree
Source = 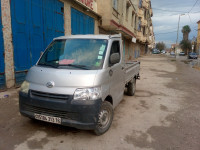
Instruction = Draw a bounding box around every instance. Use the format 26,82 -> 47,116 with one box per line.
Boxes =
181,25 -> 191,41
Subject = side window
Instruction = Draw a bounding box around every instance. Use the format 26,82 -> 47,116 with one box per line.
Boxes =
109,41 -> 120,65
110,41 -> 120,56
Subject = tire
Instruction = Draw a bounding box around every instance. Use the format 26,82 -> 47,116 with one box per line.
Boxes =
94,101 -> 114,136
127,78 -> 136,96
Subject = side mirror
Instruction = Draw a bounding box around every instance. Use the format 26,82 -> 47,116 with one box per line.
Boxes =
110,53 -> 120,65
40,51 -> 44,57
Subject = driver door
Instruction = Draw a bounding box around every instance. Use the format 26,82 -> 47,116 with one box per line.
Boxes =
109,40 -> 125,107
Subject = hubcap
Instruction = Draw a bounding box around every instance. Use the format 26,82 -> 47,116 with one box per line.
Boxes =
98,109 -> 110,128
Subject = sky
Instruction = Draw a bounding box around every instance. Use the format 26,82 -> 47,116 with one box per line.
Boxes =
151,0 -> 200,48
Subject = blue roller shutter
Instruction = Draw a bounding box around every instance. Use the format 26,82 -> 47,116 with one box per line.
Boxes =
71,8 -> 94,35
0,1 -> 6,90
11,0 -> 64,86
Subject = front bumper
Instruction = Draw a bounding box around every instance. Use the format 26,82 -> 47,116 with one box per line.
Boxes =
19,91 -> 102,130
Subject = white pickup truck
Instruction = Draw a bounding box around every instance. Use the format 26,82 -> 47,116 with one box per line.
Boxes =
19,34 -> 140,135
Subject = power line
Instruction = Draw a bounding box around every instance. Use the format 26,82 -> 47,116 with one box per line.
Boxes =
152,8 -> 186,13
187,14 -> 193,24
188,0 -> 200,13
130,3 -> 190,13
155,30 -> 177,35
153,11 -> 200,18
191,11 -> 200,14
154,23 -> 198,35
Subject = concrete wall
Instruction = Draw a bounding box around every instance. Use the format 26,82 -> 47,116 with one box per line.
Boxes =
96,0 -> 113,28
119,0 -> 137,35
1,0 -> 15,88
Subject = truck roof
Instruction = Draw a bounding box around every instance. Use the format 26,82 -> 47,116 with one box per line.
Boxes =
54,34 -> 122,40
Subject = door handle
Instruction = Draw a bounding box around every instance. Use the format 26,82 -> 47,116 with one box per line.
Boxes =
109,69 -> 113,76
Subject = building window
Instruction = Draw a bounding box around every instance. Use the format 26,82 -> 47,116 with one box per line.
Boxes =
138,17 -> 141,31
110,41 -> 121,65
113,0 -> 118,10
139,0 -> 142,8
131,12 -> 135,27
135,15 -> 137,30
126,2 -> 130,21
143,27 -> 146,36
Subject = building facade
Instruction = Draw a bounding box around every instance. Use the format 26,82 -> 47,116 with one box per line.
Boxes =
97,0 -> 155,61
197,20 -> 200,55
0,0 -> 154,90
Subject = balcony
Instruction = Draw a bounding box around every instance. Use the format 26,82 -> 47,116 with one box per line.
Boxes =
137,31 -> 147,43
142,36 -> 147,43
150,8 -> 153,17
147,36 -> 152,44
138,8 -> 144,18
136,31 -> 143,41
142,1 -> 149,9
141,18 -> 147,26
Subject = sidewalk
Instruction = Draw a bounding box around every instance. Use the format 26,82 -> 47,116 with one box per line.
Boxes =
0,88 -> 19,99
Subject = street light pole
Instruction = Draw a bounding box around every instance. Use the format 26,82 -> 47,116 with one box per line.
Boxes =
176,14 -> 185,58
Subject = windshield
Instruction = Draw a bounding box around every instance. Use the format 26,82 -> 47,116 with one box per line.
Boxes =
38,39 -> 108,70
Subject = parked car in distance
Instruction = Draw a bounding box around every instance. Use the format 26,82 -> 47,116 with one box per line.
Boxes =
179,52 -> 186,56
170,51 -> 175,56
161,50 -> 166,54
152,49 -> 160,54
188,52 -> 198,59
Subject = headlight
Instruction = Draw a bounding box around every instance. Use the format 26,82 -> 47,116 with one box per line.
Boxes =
20,81 -> 30,94
73,87 -> 101,101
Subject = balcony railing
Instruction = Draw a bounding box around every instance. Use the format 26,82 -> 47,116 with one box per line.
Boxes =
112,8 -> 120,19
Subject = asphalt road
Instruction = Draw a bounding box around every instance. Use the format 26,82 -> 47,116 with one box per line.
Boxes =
0,55 -> 200,150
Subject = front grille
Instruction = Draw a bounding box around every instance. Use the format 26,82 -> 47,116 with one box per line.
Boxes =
31,90 -> 69,100
22,104 -> 79,120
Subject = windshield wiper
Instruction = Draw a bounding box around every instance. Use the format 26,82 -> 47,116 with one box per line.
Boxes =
59,64 -> 90,70
38,63 -> 58,68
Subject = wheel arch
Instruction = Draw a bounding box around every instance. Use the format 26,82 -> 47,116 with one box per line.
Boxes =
104,95 -> 113,105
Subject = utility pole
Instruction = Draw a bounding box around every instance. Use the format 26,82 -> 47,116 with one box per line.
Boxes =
176,14 -> 185,58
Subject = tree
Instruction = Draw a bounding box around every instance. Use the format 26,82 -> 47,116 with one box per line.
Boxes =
180,40 -> 192,54
180,25 -> 192,54
156,42 -> 166,51
181,25 -> 191,41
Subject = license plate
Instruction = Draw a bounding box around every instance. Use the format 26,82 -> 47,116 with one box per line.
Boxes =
34,113 -> 61,125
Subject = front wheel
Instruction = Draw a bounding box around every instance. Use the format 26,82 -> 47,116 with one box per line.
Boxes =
94,101 -> 113,136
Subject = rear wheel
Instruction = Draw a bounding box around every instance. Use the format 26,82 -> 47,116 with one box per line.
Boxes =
94,101 -> 113,136
127,78 -> 136,96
